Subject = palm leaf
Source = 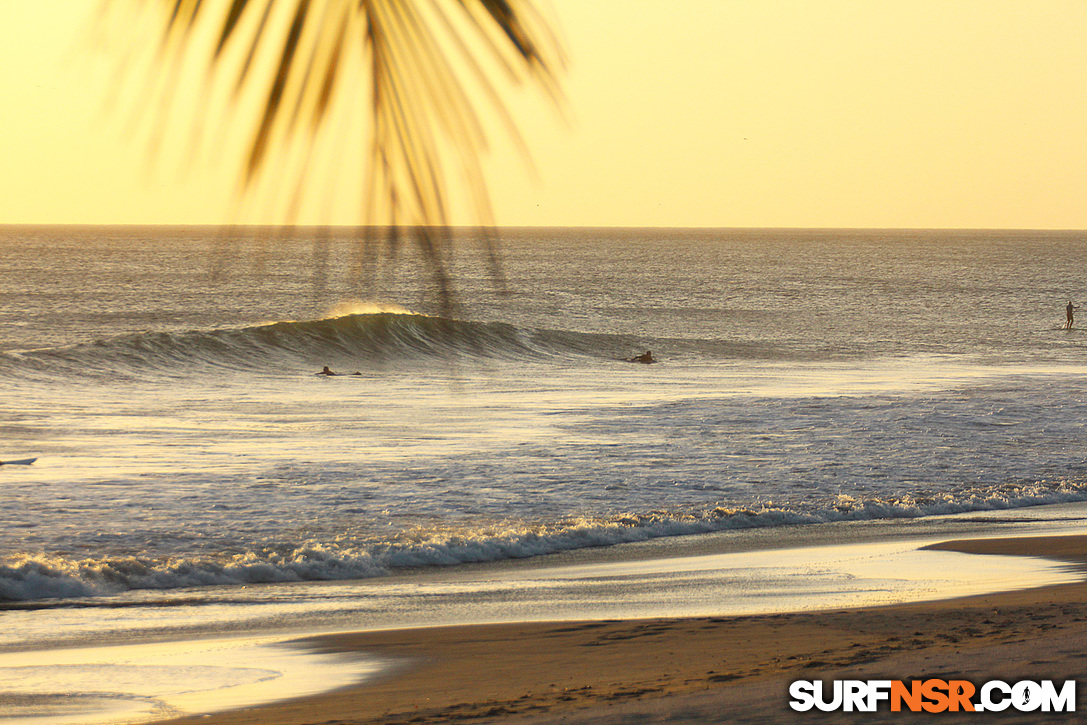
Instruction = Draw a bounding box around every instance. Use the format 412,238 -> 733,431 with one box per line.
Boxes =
106,0 -> 563,311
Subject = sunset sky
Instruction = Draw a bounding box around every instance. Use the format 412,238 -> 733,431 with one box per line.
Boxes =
2,1 -> 1087,229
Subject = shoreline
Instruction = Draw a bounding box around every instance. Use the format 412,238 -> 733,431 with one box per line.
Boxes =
158,533 -> 1087,724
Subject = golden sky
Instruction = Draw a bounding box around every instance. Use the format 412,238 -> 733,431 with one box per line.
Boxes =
2,1 -> 1087,228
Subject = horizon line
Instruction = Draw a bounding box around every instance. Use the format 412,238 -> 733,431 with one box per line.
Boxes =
3,223 -> 1087,234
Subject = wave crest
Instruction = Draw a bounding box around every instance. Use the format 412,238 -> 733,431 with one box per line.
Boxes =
6,480 -> 1085,604
2,312 -> 651,378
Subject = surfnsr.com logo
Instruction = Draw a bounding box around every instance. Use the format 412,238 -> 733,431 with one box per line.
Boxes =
789,679 -> 1076,713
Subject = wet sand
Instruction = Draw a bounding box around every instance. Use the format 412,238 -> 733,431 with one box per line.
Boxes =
161,535 -> 1087,724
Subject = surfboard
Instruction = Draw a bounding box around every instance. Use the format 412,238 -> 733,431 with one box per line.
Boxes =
0,458 -> 36,466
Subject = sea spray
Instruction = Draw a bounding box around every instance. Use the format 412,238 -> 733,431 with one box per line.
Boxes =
6,477 -> 1087,603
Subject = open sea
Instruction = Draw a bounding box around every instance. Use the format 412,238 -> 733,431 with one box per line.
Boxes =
3,225 -> 1087,722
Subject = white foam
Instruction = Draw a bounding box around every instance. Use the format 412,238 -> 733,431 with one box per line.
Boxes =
6,477 -> 1087,604
323,298 -> 418,318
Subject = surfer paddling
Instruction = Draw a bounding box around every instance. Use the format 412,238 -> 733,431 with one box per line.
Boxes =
626,350 -> 656,364
316,366 -> 363,376
1067,301 -> 1080,330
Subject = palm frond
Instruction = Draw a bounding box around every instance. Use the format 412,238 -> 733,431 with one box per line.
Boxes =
105,0 -> 563,310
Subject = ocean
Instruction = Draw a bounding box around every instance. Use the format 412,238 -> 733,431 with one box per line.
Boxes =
3,225 -> 1087,722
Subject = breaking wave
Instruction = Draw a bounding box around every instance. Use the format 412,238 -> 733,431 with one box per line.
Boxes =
0,312 -> 664,378
5,478 -> 1086,604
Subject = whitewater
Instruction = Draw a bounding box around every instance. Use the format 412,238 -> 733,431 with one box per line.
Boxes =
3,225 -> 1087,609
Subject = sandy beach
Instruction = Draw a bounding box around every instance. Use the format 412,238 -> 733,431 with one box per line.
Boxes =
154,534 -> 1087,724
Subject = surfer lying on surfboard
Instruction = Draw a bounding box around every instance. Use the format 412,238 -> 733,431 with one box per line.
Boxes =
625,350 -> 656,364
316,366 -> 363,376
